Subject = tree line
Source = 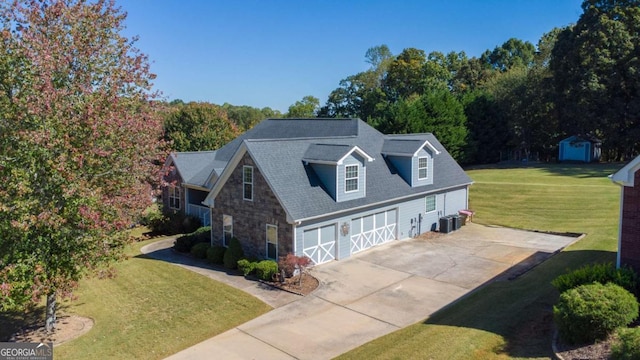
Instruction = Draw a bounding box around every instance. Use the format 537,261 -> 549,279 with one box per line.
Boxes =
167,0 -> 639,164
313,0 -> 640,163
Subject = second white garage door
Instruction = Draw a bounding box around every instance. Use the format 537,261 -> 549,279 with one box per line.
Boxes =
350,209 -> 397,254
303,224 -> 336,265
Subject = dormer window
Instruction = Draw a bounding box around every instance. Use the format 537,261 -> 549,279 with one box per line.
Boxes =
345,165 -> 359,192
418,157 -> 428,180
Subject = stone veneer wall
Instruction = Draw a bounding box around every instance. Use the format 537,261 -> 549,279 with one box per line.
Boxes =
210,152 -> 293,259
621,169 -> 640,272
161,167 -> 184,215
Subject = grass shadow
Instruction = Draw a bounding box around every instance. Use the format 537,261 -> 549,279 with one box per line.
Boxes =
0,302 -> 73,342
422,249 -> 616,358
134,244 -> 242,278
466,161 -> 623,178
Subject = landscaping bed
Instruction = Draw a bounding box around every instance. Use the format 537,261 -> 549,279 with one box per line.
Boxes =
263,273 -> 319,296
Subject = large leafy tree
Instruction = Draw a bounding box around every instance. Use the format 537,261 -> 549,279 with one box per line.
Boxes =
551,0 -> 640,160
164,102 -> 240,151
379,90 -> 468,161
383,48 -> 427,101
481,38 -> 536,72
285,95 -> 319,118
0,0 -> 163,331
222,103 -> 281,131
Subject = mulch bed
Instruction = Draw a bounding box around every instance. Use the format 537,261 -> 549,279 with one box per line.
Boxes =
554,333 -> 614,360
263,273 -> 319,296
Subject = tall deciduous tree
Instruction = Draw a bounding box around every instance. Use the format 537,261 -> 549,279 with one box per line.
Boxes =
551,0 -> 640,160
383,48 -> 427,101
482,38 -> 536,71
0,0 -> 163,331
285,95 -> 319,118
164,102 -> 240,151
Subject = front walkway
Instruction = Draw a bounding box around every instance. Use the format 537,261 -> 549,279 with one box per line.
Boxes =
142,223 -> 580,360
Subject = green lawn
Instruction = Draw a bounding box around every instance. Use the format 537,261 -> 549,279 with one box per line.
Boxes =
339,163 -> 622,360
51,238 -> 272,359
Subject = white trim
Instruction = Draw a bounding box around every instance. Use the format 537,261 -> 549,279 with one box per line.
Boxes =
168,185 -> 181,210
294,182 -> 473,223
418,156 -> 428,180
337,146 -> 374,165
415,140 -> 441,156
617,185 -> 624,268
425,195 -> 436,213
266,224 -> 278,260
303,145 -> 375,166
292,223 -> 297,255
345,164 -> 359,193
611,155 -> 640,186
243,165 -> 254,201
222,214 -> 233,247
203,142 -> 296,223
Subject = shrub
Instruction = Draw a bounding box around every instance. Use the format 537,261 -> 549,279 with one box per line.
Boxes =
552,263 -> 638,295
139,204 -> 165,228
173,226 -> 211,253
554,282 -> 639,344
612,327 -> 640,360
223,237 -> 244,269
255,260 -> 278,281
143,204 -> 203,235
207,245 -> 226,265
190,243 -> 210,259
237,259 -> 256,276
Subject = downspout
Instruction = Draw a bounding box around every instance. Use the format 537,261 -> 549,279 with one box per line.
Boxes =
610,175 -> 625,269
293,221 -> 301,256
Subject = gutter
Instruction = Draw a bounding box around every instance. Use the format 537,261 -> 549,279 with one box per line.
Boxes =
292,182 -> 473,224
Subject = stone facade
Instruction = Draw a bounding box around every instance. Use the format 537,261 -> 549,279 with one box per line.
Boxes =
621,169 -> 640,271
161,167 -> 185,215
210,153 -> 293,259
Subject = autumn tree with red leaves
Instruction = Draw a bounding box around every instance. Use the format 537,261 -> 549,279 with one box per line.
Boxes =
0,0 -> 163,331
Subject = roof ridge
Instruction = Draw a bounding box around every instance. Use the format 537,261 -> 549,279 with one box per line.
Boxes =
266,117 -> 357,121
384,133 -> 434,137
172,150 -> 218,155
243,136 -> 357,143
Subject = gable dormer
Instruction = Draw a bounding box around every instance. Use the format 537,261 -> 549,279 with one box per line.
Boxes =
303,144 -> 374,202
381,138 -> 440,187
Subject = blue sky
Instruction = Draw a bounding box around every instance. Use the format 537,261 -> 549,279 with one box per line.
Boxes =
122,1 -> 584,112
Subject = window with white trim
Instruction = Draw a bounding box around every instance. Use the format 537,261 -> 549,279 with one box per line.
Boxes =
425,195 -> 436,213
266,224 -> 278,259
169,186 -> 181,210
345,165 -> 359,192
222,214 -> 233,247
243,166 -> 253,201
418,157 -> 428,180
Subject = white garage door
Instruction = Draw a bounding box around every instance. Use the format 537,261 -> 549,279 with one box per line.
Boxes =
350,209 -> 397,254
303,224 -> 336,265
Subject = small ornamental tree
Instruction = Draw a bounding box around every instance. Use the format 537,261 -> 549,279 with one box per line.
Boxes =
0,0 -> 164,331
278,253 -> 313,286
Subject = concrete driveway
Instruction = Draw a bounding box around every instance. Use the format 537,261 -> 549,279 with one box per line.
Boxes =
162,223 -> 579,360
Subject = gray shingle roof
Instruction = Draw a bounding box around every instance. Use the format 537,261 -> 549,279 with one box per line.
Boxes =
381,139 -> 426,156
170,151 -> 218,187
242,120 -> 473,221
303,144 -> 353,163
173,118 -> 473,221
171,118 -> 358,187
